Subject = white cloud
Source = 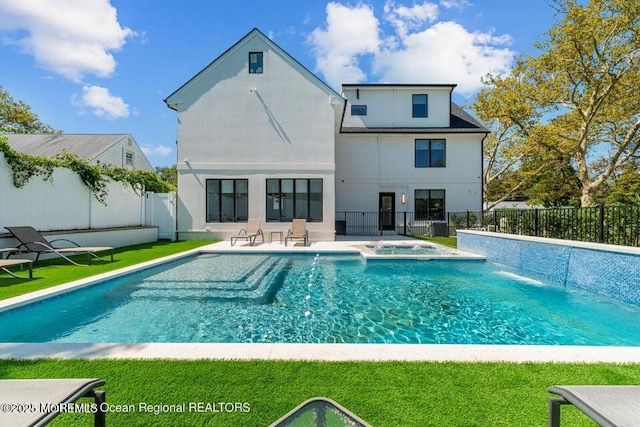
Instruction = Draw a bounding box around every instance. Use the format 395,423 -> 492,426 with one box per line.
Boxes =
384,1 -> 438,39
375,21 -> 513,94
307,2 -> 380,87
72,85 -> 129,120
0,0 -> 134,82
141,145 -> 173,157
308,1 -> 514,95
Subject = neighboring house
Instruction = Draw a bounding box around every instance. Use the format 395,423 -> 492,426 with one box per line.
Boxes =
165,28 -> 488,241
4,133 -> 154,171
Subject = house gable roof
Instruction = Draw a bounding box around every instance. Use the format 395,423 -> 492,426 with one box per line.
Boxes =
3,133 -> 135,160
164,28 -> 344,110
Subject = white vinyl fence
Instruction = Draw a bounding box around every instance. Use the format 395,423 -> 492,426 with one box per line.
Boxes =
0,157 -> 174,236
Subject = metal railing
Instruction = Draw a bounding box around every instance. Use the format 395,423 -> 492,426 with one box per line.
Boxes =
449,205 -> 640,247
334,211 -> 448,236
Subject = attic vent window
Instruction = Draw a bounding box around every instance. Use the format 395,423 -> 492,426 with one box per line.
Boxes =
249,52 -> 263,74
351,105 -> 367,116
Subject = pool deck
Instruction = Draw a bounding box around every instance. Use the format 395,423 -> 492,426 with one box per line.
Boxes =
1,236 -> 639,363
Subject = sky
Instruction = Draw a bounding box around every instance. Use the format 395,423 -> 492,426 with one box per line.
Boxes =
0,0 -> 559,168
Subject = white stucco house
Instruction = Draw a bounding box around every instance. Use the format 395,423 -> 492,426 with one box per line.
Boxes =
165,28 -> 488,241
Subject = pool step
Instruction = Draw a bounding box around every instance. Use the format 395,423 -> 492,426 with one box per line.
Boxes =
131,257 -> 290,303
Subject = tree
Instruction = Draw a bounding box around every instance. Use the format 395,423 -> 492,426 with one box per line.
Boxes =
155,165 -> 177,188
0,86 -> 57,134
475,0 -> 640,207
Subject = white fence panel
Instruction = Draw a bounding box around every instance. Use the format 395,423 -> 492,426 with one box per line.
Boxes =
0,157 -> 145,231
145,192 -> 176,240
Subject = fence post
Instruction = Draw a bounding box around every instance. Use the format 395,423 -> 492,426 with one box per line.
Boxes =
534,208 -> 539,237
403,211 -> 407,236
466,211 -> 470,229
598,204 -> 605,243
493,210 -> 498,231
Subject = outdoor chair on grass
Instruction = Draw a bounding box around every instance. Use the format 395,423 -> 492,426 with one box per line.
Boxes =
0,259 -> 33,279
5,226 -> 114,266
0,378 -> 106,427
285,219 -> 308,246
548,385 -> 640,427
230,218 -> 264,246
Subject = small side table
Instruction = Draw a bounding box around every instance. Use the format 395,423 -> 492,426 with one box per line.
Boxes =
270,231 -> 284,244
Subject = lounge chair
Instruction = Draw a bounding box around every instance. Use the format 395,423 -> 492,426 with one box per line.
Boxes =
269,397 -> 372,427
0,378 -> 106,427
548,385 -> 640,427
0,259 -> 33,279
230,218 -> 264,246
285,219 -> 308,246
5,226 -> 114,266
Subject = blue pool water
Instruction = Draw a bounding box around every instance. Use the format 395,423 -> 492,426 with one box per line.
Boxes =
1,253 -> 639,345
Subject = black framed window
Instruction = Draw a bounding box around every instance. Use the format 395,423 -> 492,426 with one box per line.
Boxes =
266,178 -> 323,222
249,52 -> 263,74
415,139 -> 446,167
206,179 -> 248,222
415,190 -> 445,220
412,94 -> 428,117
351,105 -> 367,116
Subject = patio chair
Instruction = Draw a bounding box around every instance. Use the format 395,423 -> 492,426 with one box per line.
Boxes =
548,385 -> 640,427
285,219 -> 308,246
0,259 -> 33,279
5,226 -> 114,266
0,378 -> 106,427
230,218 -> 264,246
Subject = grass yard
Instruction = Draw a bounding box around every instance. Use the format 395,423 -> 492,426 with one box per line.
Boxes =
408,234 -> 458,248
0,239 -> 637,426
3,359 -> 639,426
0,240 -> 212,300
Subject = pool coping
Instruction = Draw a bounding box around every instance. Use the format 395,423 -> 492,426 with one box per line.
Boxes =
1,238 -> 638,363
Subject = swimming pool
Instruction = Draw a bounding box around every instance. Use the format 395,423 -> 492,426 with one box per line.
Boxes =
1,252 -> 639,346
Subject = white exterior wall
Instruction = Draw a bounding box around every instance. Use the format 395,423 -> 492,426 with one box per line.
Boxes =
169,33 -> 339,241
341,86 -> 452,128
335,133 -> 483,215
0,157 -> 146,231
93,136 -> 154,171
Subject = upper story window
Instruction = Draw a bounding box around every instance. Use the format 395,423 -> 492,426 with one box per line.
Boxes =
351,105 -> 367,116
125,151 -> 134,166
415,139 -> 446,167
249,52 -> 263,74
412,94 -> 428,117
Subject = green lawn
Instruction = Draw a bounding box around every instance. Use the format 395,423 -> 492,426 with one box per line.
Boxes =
408,234 -> 458,248
0,239 -> 636,426
3,359 -> 638,426
0,240 -> 212,300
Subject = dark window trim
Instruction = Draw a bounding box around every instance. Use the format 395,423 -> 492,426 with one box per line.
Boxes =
205,179 -> 249,223
415,139 -> 446,168
412,94 -> 428,118
351,105 -> 367,116
266,178 -> 323,222
414,189 -> 446,221
248,51 -> 263,74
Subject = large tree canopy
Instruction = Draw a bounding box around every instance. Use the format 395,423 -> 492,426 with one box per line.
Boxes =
0,86 -> 56,134
475,0 -> 640,207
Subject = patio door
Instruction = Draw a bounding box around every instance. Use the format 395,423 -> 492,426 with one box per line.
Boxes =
379,192 -> 395,231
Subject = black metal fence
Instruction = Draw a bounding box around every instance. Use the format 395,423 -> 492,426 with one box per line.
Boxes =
448,205 -> 640,247
336,205 -> 640,247
334,211 -> 448,236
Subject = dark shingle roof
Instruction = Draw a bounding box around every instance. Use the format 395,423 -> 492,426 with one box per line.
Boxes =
340,102 -> 489,134
3,133 -> 131,160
